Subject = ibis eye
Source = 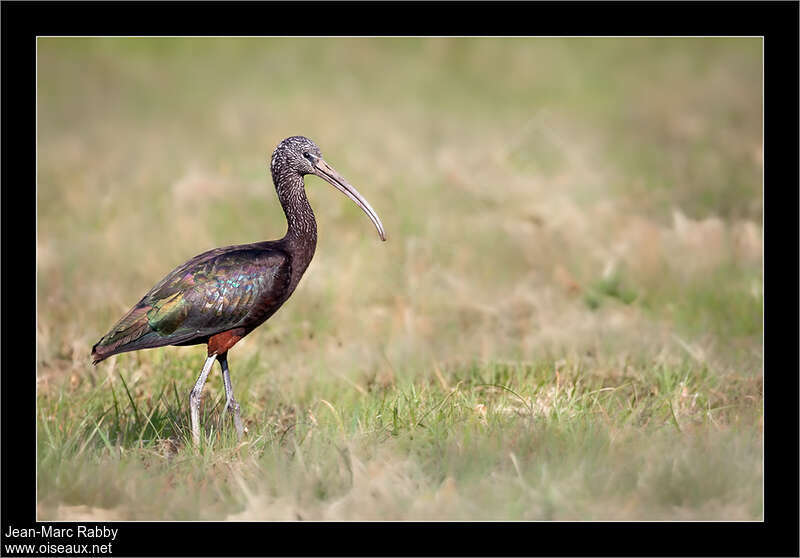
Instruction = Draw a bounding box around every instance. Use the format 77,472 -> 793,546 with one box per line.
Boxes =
302,152 -> 312,161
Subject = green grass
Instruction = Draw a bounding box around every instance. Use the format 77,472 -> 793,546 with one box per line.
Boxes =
38,358 -> 761,520
37,37 -> 762,520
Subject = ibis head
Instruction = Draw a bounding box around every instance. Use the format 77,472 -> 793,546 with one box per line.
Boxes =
270,135 -> 386,241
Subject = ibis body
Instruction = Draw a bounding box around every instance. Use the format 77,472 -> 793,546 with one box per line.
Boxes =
92,136 -> 385,443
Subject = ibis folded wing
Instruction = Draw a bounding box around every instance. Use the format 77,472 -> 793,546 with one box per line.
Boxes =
92,245 -> 291,363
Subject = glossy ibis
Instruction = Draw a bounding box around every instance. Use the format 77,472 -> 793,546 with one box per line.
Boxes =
92,136 -> 386,444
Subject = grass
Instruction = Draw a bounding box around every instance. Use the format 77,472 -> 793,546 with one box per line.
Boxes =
38,358 -> 762,520
37,37 -> 762,521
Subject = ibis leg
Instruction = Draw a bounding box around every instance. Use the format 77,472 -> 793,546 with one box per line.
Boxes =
218,352 -> 244,439
190,354 -> 217,445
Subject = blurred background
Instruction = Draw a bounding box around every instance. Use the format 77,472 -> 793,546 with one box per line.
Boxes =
38,37 -> 762,374
37,38 -> 763,520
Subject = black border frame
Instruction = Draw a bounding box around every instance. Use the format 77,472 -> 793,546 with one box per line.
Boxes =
3,2 -> 798,556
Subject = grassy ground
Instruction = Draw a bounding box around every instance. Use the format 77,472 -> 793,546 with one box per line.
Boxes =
37,38 -> 763,521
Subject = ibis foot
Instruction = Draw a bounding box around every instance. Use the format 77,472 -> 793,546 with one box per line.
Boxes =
219,352 -> 245,440
190,354 -> 217,445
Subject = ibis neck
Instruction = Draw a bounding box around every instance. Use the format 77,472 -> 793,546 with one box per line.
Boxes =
276,173 -> 317,264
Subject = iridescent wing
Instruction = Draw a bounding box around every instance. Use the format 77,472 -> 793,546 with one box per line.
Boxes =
92,245 -> 291,362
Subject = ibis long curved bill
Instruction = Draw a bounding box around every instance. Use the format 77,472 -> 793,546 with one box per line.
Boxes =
313,159 -> 386,241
